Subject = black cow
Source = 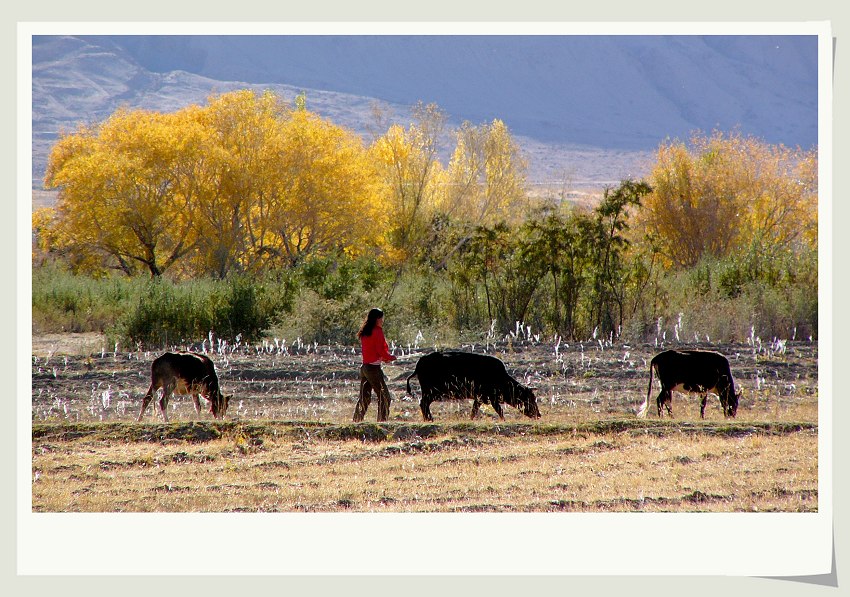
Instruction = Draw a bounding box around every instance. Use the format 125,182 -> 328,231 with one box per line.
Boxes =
637,349 -> 740,419
138,351 -> 230,422
406,351 -> 541,421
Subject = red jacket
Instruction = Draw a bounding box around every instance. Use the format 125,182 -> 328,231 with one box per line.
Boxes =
361,327 -> 396,365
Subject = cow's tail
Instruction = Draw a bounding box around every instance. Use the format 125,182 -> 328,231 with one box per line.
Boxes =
637,359 -> 654,418
406,371 -> 418,397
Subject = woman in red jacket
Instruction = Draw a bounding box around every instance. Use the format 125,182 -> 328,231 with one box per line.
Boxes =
353,308 -> 397,422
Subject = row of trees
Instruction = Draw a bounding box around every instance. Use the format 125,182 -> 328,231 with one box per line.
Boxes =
35,90 -> 528,279
442,181 -> 654,338
33,89 -> 818,342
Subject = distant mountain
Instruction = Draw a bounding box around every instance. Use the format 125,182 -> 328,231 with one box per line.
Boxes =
31,34 -> 818,192
32,35 -> 421,189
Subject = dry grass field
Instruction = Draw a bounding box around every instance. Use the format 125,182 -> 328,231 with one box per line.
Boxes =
30,335 -> 818,513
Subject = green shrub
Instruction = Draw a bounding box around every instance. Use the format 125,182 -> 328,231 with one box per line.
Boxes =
272,289 -> 368,345
32,264 -> 142,333
299,253 -> 389,300
656,246 -> 817,342
115,279 -> 203,347
31,237 -> 818,348
114,273 -> 298,348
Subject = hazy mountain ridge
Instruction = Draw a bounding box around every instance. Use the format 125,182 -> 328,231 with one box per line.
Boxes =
93,35 -> 816,147
31,36 -> 415,188
31,34 -> 817,194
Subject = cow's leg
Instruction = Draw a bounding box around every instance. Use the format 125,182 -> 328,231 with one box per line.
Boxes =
419,394 -> 434,421
137,384 -> 156,421
158,381 -> 176,423
699,394 -> 708,419
719,393 -> 730,418
158,395 -> 170,422
470,400 -> 481,419
657,389 -> 672,418
192,393 -> 202,416
491,400 -> 505,420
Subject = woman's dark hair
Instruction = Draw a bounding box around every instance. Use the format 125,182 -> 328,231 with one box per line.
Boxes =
357,308 -> 384,339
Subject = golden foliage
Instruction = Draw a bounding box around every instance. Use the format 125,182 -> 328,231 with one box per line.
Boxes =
42,90 -> 393,277
44,108 -> 198,276
640,131 -> 818,268
40,89 -> 536,278
266,109 -> 387,265
369,102 -> 448,263
442,118 -> 528,226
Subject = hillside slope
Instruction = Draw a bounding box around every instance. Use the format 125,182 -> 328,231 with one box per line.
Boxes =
31,34 -> 818,191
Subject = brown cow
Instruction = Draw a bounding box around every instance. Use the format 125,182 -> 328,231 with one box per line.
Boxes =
138,351 -> 230,422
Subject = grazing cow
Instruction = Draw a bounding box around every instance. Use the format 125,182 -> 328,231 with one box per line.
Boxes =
138,351 -> 230,422
406,351 -> 541,421
637,349 -> 740,419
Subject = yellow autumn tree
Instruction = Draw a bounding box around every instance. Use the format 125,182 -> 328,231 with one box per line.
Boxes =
40,89 -> 390,278
260,108 -> 388,266
369,102 -> 447,263
640,131 -> 818,268
442,118 -> 528,226
43,108 -> 202,277
183,89 -> 288,277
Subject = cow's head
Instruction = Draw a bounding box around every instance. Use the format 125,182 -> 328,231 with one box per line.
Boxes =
721,384 -> 740,418
726,389 -> 741,418
508,385 -> 541,419
211,392 -> 231,419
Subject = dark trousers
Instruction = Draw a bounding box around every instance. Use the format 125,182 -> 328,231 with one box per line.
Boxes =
353,364 -> 391,422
